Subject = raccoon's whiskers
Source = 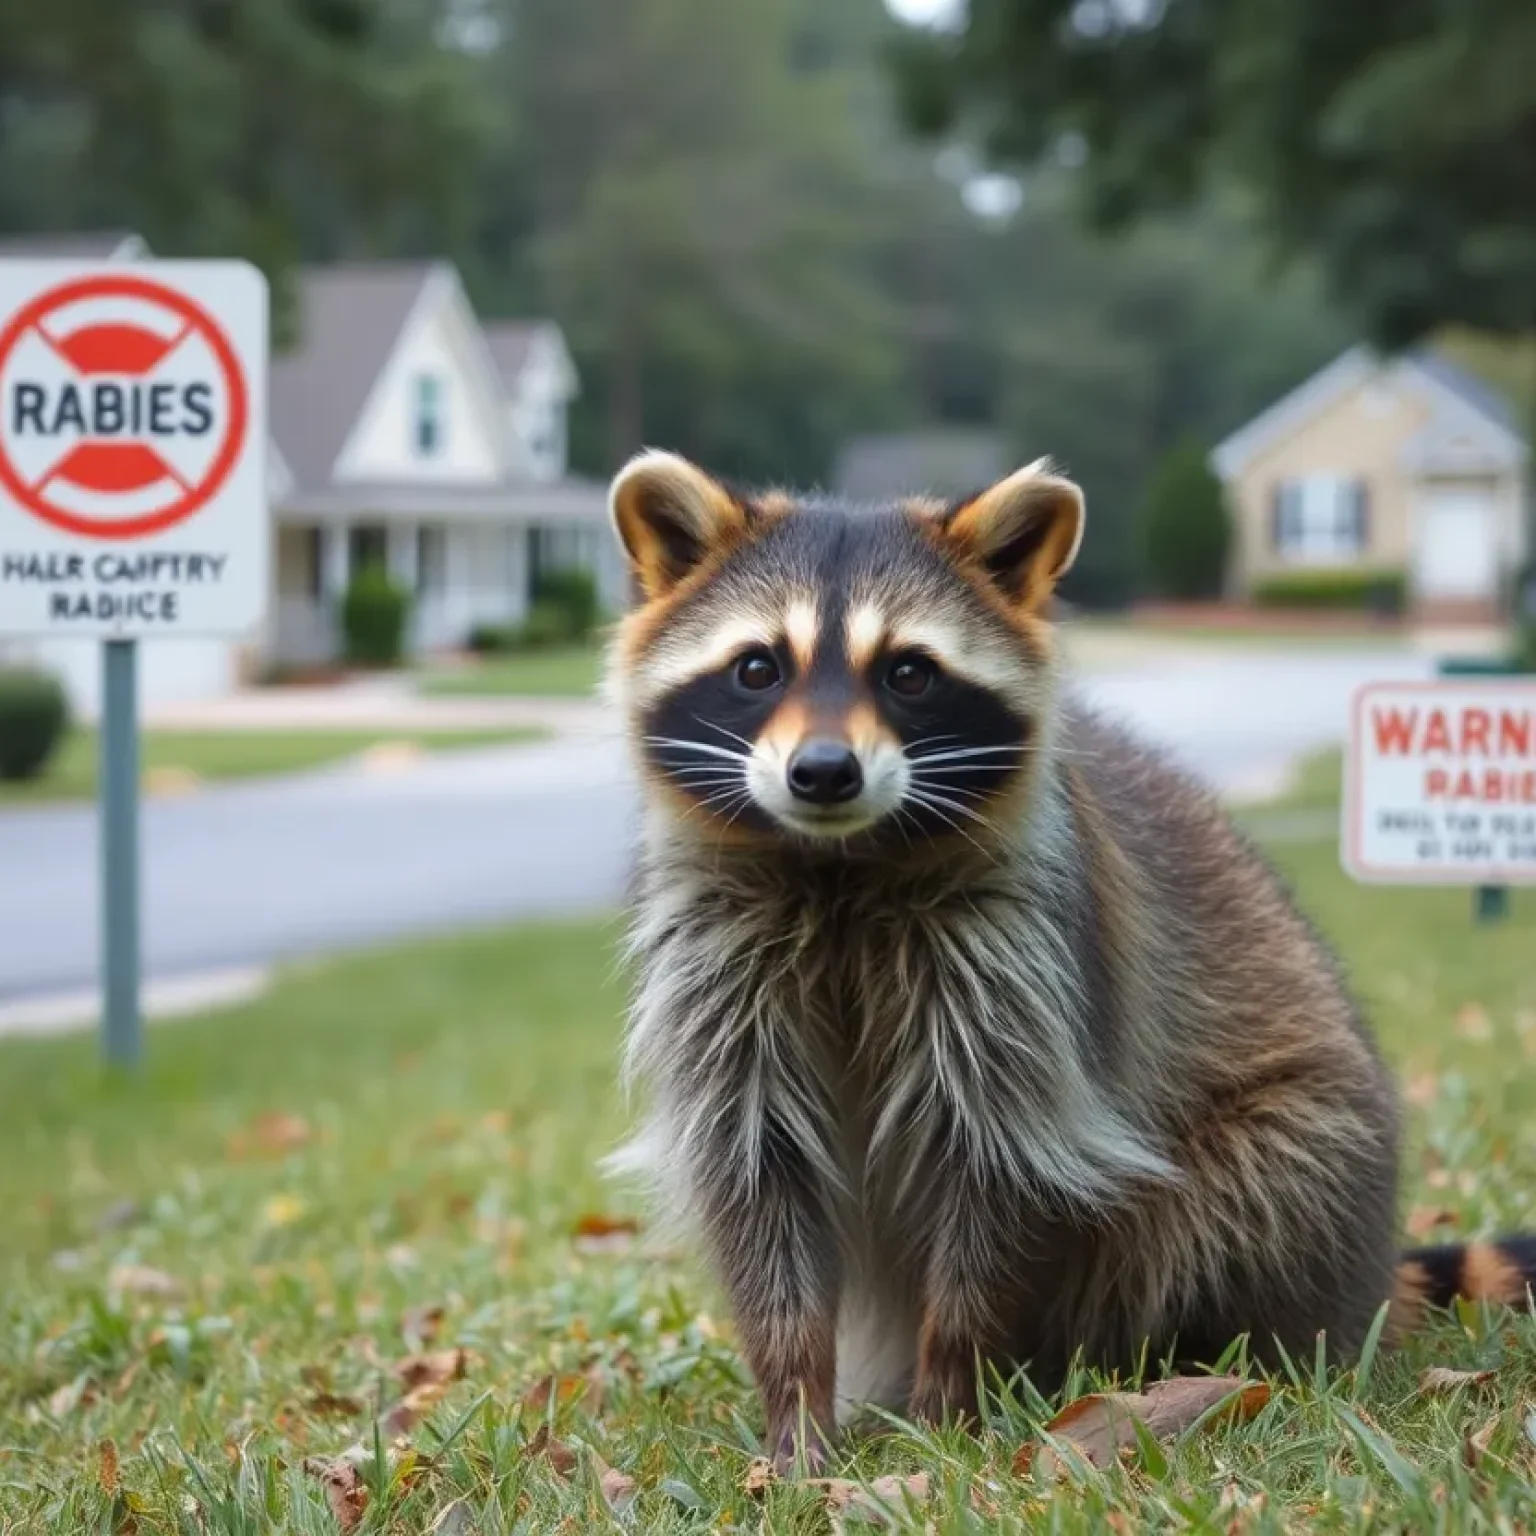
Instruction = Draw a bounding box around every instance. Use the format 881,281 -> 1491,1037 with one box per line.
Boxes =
907,744 -> 1030,765
695,717 -> 758,752
644,735 -> 752,765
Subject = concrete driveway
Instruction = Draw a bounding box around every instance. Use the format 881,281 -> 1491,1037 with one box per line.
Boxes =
0,644 -> 1431,1007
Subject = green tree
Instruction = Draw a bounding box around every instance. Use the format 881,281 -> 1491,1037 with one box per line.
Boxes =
890,0 -> 1536,480
1137,439 -> 1231,601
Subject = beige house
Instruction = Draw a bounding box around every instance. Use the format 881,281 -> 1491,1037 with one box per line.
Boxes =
1212,347 -> 1529,618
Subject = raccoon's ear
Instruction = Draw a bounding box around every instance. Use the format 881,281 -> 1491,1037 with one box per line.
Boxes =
939,459 -> 1084,610
609,450 -> 750,600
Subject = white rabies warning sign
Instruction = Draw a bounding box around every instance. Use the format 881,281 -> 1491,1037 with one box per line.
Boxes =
1344,681 -> 1536,884
0,261 -> 267,638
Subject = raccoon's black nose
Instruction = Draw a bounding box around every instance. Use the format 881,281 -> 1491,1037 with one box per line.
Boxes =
787,739 -> 863,805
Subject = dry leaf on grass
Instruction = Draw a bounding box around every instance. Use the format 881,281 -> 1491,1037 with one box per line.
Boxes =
592,1453 -> 639,1512
401,1303 -> 444,1349
98,1438 -> 119,1496
306,1392 -> 366,1420
47,1378 -> 97,1416
522,1368 -> 605,1417
108,1264 -> 183,1299
742,1456 -> 775,1495
806,1473 -> 931,1523
1404,1074 -> 1440,1107
527,1424 -> 578,1478
303,1457 -> 368,1533
572,1213 -> 640,1256
1464,1418 -> 1499,1468
1419,1366 -> 1497,1396
1014,1377 -> 1271,1477
381,1383 -> 450,1439
395,1348 -> 467,1393
1405,1206 -> 1458,1239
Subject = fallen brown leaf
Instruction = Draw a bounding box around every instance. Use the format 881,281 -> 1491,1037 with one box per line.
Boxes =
98,1437 -> 119,1496
303,1457 -> 368,1533
1406,1206 -> 1458,1239
401,1303 -> 445,1349
522,1368 -> 605,1417
527,1423 -> 578,1478
1404,1074 -> 1440,1107
742,1456 -> 774,1495
307,1392 -> 366,1420
1015,1377 -> 1271,1477
1464,1417 -> 1499,1468
806,1473 -> 931,1523
48,1378 -> 98,1416
381,1382 -> 448,1438
395,1348 -> 467,1393
108,1264 -> 183,1299
572,1213 -> 640,1256
1419,1366 -> 1497,1396
592,1453 -> 638,1512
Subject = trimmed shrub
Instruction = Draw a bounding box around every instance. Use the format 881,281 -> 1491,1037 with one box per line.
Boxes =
340,566 -> 410,667
1251,570 -> 1407,614
1137,440 -> 1232,600
467,622 -> 517,655
531,566 -> 600,640
0,667 -> 69,781
517,601 -> 574,651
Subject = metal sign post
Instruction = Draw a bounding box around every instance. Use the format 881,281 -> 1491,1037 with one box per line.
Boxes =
0,258 -> 268,1067
101,638 -> 141,1066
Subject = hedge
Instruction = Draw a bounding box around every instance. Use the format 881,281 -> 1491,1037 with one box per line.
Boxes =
1250,570 -> 1407,614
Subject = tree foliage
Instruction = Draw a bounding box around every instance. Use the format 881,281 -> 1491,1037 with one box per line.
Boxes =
890,0 -> 1536,356
1137,439 -> 1230,601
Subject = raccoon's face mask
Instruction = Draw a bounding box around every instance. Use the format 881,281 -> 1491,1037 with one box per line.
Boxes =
606,451 -> 1083,850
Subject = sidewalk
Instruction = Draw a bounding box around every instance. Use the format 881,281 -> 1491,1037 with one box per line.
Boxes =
144,673 -> 612,739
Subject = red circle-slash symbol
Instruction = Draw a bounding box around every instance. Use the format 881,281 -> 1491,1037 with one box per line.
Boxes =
0,274 -> 247,539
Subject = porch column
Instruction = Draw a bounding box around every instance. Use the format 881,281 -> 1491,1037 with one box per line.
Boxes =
321,525 -> 349,600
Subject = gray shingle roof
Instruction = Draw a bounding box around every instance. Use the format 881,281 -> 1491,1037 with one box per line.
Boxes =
482,320 -> 541,391
1411,348 -> 1521,435
833,429 -> 1007,502
0,230 -> 141,260
269,262 -> 437,491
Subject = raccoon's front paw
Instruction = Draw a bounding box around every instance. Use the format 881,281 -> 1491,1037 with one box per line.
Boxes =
910,1323 -> 981,1427
769,1421 -> 832,1478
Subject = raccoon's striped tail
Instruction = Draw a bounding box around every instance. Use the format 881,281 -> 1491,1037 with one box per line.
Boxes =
1394,1237 -> 1536,1329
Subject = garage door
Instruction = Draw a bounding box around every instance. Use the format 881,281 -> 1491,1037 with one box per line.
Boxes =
1416,489 -> 1499,600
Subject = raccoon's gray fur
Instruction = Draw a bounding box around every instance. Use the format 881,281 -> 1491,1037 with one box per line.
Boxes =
600,450 -> 1527,1472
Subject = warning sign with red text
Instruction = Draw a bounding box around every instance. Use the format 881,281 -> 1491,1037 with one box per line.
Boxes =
1345,681 -> 1536,884
0,260 -> 267,638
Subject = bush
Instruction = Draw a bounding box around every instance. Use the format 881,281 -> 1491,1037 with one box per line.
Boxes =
1251,570 -> 1407,614
531,566 -> 599,641
0,667 -> 69,781
517,601 -> 575,651
1137,440 -> 1232,600
467,622 -> 517,655
340,566 -> 410,667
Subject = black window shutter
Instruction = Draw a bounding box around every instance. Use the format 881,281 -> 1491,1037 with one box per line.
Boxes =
1351,478 -> 1370,551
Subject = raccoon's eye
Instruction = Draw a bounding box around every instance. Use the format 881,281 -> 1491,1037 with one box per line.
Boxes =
885,653 -> 934,698
735,649 -> 782,692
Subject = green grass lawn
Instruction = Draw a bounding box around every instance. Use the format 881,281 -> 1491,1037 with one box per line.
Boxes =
416,645 -> 604,700
4,762 -> 1536,1531
0,727 -> 542,806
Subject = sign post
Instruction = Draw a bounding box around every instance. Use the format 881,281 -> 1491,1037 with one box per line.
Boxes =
0,260 -> 268,1066
1343,680 -> 1536,898
102,638 -> 140,1065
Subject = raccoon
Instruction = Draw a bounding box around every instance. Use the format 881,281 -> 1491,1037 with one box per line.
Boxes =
602,449 -> 1536,1472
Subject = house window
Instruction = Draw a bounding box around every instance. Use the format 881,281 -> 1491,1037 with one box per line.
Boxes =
417,526 -> 447,595
414,373 -> 444,457
348,525 -> 389,577
1271,476 -> 1370,563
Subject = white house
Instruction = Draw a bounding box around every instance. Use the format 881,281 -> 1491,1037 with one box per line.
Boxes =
265,261 -> 623,671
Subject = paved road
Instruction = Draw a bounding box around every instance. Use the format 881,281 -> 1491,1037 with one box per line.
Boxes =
0,647 -> 1431,1001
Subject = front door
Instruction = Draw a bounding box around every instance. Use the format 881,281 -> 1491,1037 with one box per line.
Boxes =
1416,488 -> 1499,601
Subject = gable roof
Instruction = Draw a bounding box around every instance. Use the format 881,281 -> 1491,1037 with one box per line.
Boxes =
1212,345 -> 1525,478
483,321 -> 541,390
0,230 -> 144,261
833,428 -> 1006,501
269,261 -> 438,490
